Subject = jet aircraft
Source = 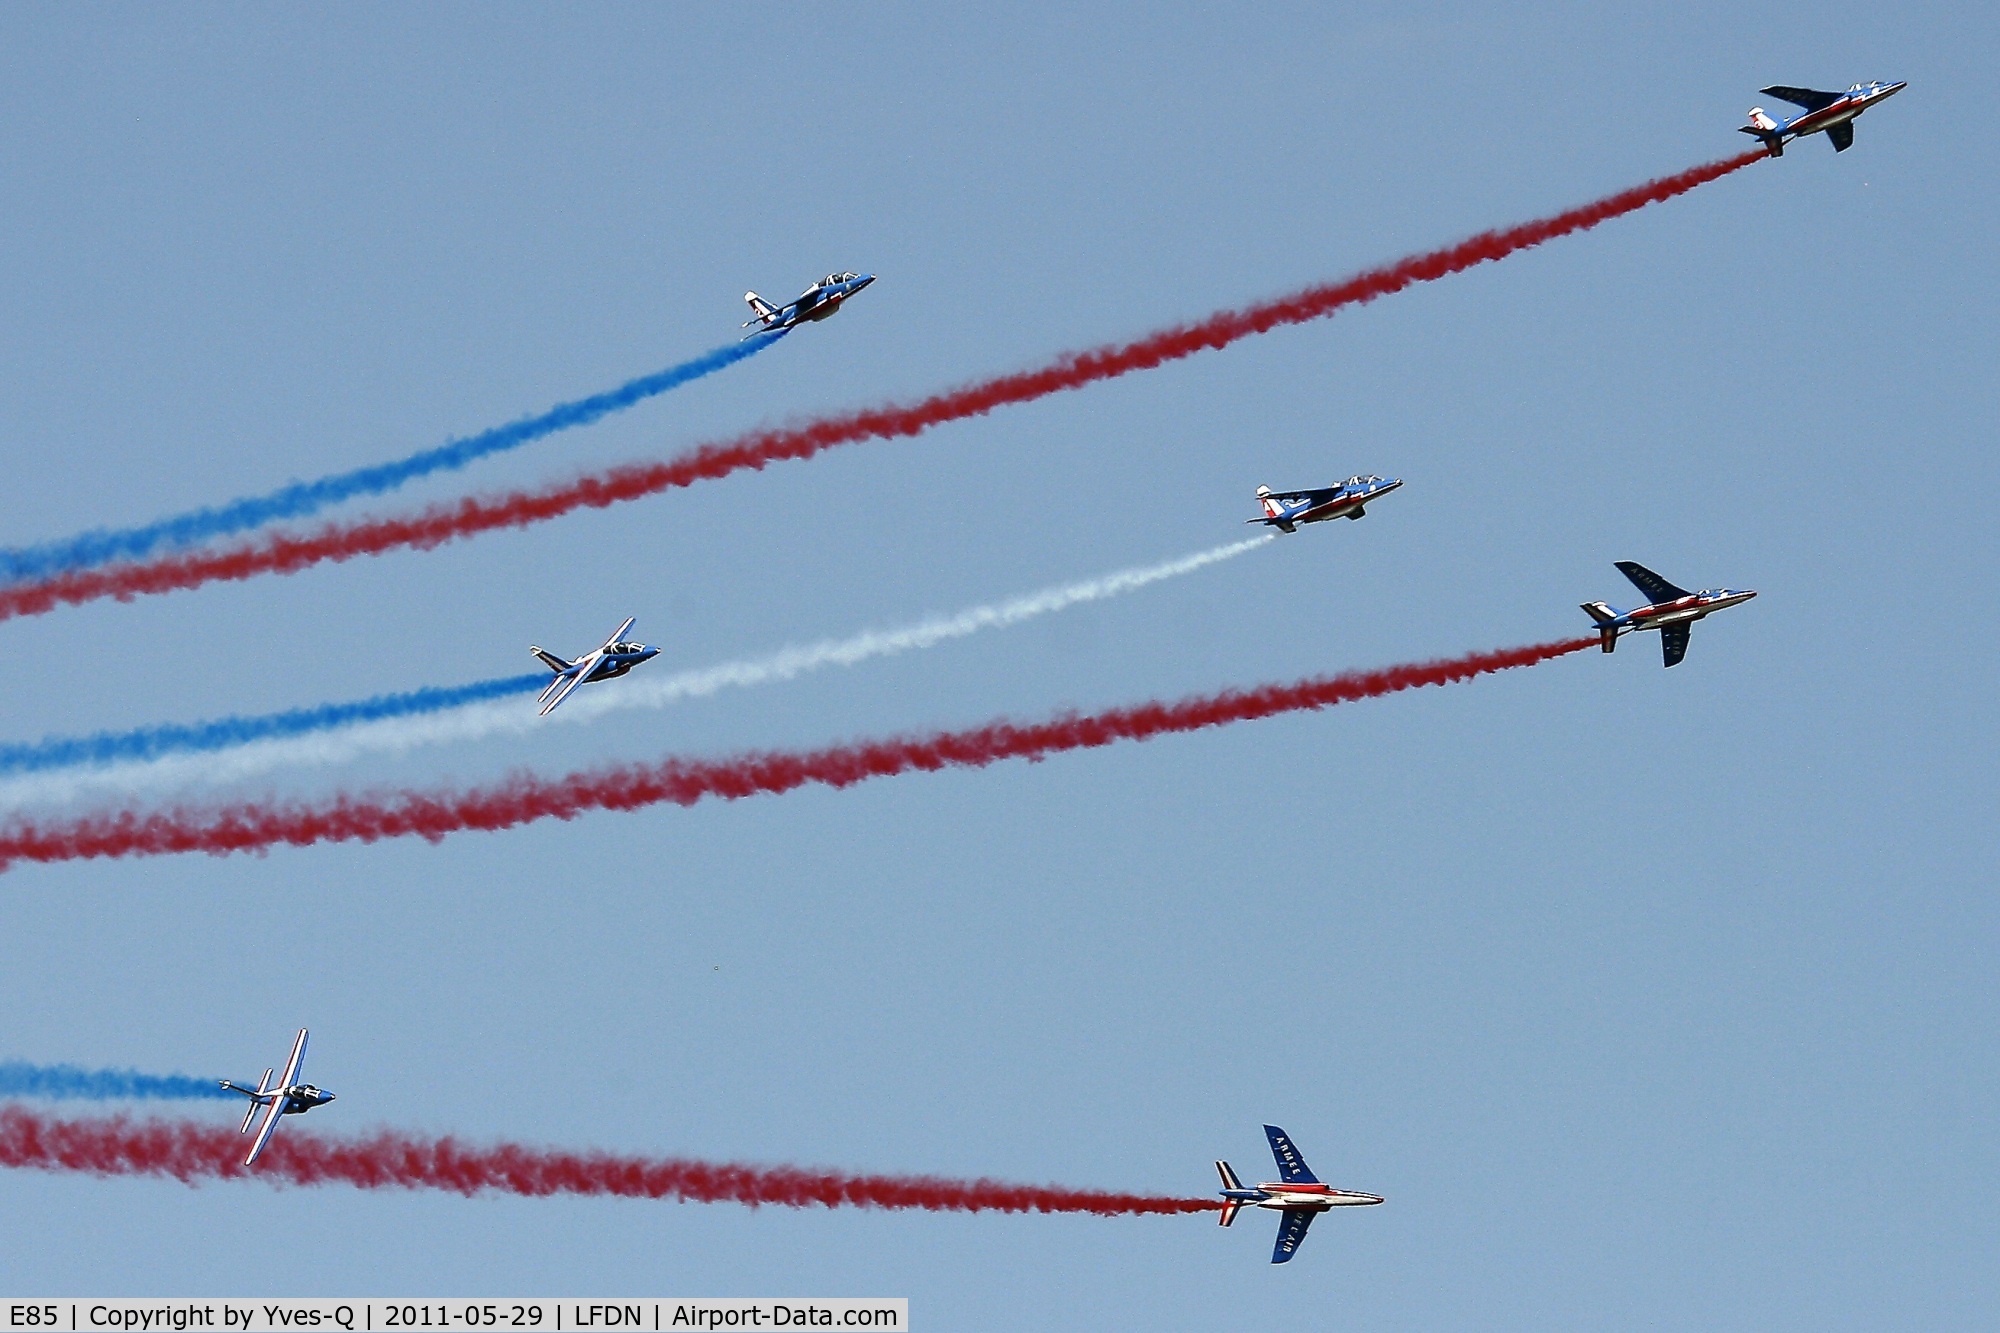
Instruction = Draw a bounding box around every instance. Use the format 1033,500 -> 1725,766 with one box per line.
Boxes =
1216,1125 -> 1383,1264
531,617 -> 659,715
741,272 -> 875,337
1248,476 -> 1403,533
219,1028 -> 335,1167
1741,80 -> 1906,155
1581,562 -> 1756,667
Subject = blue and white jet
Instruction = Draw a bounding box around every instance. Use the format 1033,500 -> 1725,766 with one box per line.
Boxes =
1741,81 -> 1906,156
1248,476 -> 1403,533
1582,562 -> 1757,667
742,272 -> 875,337
220,1028 -> 335,1167
1216,1125 -> 1383,1264
531,617 -> 660,715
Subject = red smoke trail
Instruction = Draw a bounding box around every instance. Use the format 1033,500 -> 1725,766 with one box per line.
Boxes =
0,637 -> 1594,874
0,1105 -> 1212,1215
0,154 -> 1762,625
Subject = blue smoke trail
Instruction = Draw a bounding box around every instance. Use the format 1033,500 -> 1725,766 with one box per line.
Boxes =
0,333 -> 784,585
0,1061 -> 235,1101
0,673 -> 547,775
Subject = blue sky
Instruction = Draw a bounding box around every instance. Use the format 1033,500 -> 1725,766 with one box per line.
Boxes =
0,4 -> 1993,1326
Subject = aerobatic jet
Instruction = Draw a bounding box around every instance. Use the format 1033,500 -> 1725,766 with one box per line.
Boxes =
1216,1125 -> 1384,1264
531,616 -> 659,715
1741,81 -> 1905,155
1248,476 -> 1403,533
741,272 -> 875,337
1581,562 -> 1756,667
220,1028 -> 336,1167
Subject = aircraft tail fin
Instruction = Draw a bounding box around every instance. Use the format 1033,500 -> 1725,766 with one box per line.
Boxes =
530,646 -> 571,674
1581,601 -> 1620,652
742,292 -> 777,325
1249,486 -> 1296,533
1740,109 -> 1784,156
1215,1161 -> 1245,1226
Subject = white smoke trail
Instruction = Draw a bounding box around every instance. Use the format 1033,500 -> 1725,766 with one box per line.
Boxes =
0,536 -> 1271,808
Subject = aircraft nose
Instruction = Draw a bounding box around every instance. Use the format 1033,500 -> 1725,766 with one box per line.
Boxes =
854,274 -> 875,290
1881,80 -> 1908,97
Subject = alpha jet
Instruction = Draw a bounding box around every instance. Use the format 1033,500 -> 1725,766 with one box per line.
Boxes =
1582,562 -> 1756,667
220,1028 -> 336,1167
1741,81 -> 1906,155
531,616 -> 659,715
741,272 -> 875,337
1248,476 -> 1403,533
1216,1125 -> 1383,1264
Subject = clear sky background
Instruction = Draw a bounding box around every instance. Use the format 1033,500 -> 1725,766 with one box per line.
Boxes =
0,3 -> 1993,1326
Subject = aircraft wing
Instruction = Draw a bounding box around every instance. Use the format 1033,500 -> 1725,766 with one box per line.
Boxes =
1264,1125 -> 1321,1184
1660,622 -> 1691,668
1271,1208 -> 1317,1263
1827,121 -> 1855,151
1265,487 -> 1342,506
1615,561 -> 1692,605
277,1028 -> 309,1090
538,656 -> 597,715
537,666 -> 579,708
244,1096 -> 287,1166
599,617 -> 637,653
1761,85 -> 1841,111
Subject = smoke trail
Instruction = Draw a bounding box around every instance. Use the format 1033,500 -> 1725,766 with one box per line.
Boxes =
0,637 -> 1596,873
0,1105 -> 1213,1215
0,538 -> 1269,806
0,1063 -> 232,1101
0,152 -> 1763,626
0,674 -> 546,777
0,335 -> 783,585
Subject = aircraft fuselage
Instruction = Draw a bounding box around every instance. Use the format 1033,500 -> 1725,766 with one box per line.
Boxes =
1237,1183 -> 1385,1211
1784,81 -> 1904,139
1615,589 -> 1757,633
1748,80 -> 1905,154
757,274 -> 875,333
585,645 -> 658,682
1256,476 -> 1403,531
276,1084 -> 335,1114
